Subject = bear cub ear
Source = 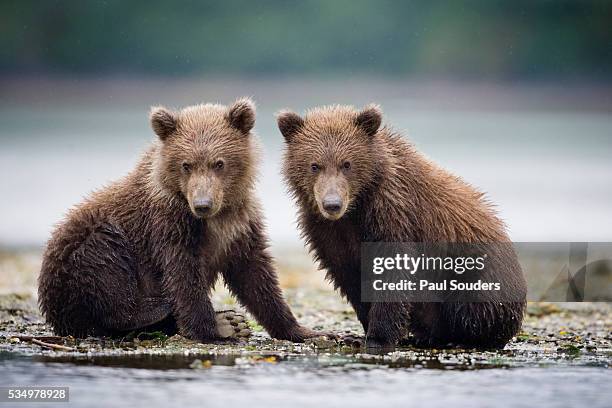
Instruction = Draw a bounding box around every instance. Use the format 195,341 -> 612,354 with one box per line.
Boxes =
150,106 -> 177,141
355,104 -> 382,137
277,110 -> 305,143
227,97 -> 256,135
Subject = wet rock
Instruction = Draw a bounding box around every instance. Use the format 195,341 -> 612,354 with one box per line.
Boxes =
189,359 -> 213,369
305,336 -> 336,349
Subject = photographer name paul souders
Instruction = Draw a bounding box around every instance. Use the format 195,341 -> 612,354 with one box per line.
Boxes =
372,279 -> 501,292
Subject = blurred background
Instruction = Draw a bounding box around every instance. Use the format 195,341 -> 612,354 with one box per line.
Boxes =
1,0 -> 611,293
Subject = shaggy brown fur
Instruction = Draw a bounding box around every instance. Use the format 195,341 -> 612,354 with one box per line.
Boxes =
38,98 -> 321,342
278,104 -> 527,349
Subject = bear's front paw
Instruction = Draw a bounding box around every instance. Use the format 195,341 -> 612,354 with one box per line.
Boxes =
215,310 -> 251,340
364,336 -> 396,351
284,326 -> 337,343
340,332 -> 365,348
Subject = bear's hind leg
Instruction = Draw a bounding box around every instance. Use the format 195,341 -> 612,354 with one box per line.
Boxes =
413,302 -> 524,349
214,310 -> 251,340
40,222 -> 168,337
109,297 -> 173,332
365,302 -> 411,348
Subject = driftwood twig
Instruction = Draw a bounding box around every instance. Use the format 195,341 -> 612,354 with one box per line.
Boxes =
13,335 -> 75,352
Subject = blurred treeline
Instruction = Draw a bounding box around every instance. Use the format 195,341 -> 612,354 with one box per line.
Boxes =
1,0 -> 610,80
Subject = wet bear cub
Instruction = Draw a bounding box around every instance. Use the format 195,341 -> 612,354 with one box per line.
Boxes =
278,104 -> 527,349
39,98 -> 321,342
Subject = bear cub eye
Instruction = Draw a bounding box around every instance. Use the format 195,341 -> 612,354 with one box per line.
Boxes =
342,161 -> 351,171
214,160 -> 225,170
310,163 -> 320,173
182,162 -> 192,173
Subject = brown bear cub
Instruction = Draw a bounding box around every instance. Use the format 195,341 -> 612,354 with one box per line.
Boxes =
39,98 -> 322,342
278,104 -> 527,349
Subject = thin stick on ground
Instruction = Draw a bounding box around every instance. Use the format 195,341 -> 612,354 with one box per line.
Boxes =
14,336 -> 75,352
13,335 -> 65,343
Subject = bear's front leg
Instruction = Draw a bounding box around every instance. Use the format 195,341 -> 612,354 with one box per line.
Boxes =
162,256 -> 220,342
336,270 -> 371,332
172,285 -> 218,342
365,302 -> 411,348
222,226 -> 330,342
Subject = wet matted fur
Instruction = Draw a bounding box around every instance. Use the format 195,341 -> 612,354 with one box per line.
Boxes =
278,104 -> 527,349
38,98 -> 320,342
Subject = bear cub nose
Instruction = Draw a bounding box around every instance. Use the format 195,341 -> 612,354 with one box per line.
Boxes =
193,198 -> 213,215
322,195 -> 342,213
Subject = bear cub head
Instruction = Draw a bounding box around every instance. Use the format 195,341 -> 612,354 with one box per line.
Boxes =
150,98 -> 257,218
278,104 -> 383,221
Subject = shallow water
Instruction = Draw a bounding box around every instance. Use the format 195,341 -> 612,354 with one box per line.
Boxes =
1,351 -> 610,408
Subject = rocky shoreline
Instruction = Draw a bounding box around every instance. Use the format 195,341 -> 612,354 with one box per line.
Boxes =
1,290 -> 610,370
